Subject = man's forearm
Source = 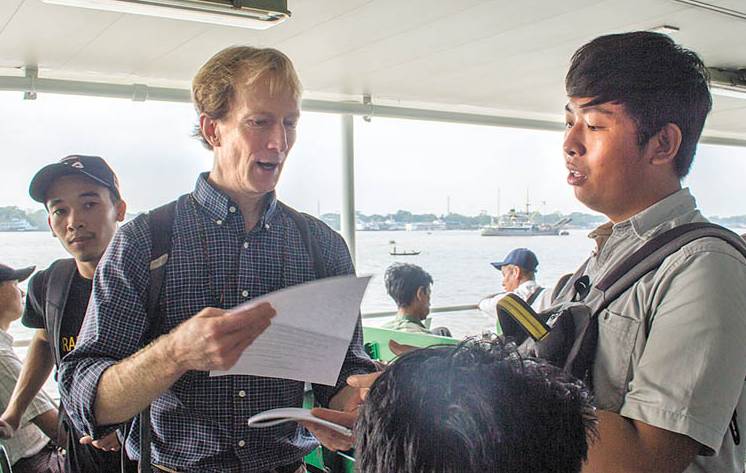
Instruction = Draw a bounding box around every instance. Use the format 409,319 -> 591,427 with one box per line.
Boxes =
583,410 -> 699,473
32,408 -> 59,444
94,335 -> 185,425
4,331 -> 55,423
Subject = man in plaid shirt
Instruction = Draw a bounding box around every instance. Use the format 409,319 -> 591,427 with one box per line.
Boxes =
59,46 -> 375,473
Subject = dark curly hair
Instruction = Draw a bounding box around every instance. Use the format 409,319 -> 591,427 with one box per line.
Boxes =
355,338 -> 597,473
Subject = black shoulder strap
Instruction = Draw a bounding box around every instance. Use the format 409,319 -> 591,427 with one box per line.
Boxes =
135,200 -> 177,473
589,222 -> 746,317
45,258 -> 77,368
277,201 -> 328,279
584,222 -> 746,445
526,286 -> 545,307
550,273 -> 574,304
560,222 -> 746,387
143,200 -> 178,344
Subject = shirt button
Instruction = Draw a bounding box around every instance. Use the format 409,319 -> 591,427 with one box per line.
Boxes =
238,390 -> 246,398
238,440 -> 245,447
264,223 -> 270,230
243,242 -> 249,249
229,206 -> 236,213
241,290 -> 249,298
216,219 -> 223,225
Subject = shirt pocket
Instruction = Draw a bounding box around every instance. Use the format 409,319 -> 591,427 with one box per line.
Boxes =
594,309 -> 641,411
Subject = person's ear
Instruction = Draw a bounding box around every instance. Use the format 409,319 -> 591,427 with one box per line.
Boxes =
115,200 -> 127,222
200,113 -> 222,148
647,123 -> 682,167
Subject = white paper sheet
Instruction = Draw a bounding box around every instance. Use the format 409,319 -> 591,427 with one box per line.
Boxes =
210,274 -> 371,386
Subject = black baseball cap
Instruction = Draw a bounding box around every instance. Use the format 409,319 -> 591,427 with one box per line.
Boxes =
0,263 -> 35,283
491,248 -> 539,272
29,155 -> 121,204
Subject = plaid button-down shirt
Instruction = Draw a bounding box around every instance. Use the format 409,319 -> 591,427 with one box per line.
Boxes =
59,173 -> 375,473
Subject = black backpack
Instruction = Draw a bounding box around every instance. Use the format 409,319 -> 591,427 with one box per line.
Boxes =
496,222 -> 745,447
130,198 -> 329,473
44,260 -> 135,473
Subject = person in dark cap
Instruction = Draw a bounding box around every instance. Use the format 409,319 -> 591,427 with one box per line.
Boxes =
0,263 -> 64,472
478,248 -> 548,319
0,155 -> 132,472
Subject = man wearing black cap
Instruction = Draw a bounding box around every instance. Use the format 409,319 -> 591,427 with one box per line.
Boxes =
0,155 -> 130,472
478,248 -> 548,319
0,263 -> 64,473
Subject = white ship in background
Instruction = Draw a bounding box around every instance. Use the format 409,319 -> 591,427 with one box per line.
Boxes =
481,194 -> 571,236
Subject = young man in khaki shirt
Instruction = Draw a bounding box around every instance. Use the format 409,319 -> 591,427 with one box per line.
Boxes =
314,31 -> 746,473
561,31 -> 746,473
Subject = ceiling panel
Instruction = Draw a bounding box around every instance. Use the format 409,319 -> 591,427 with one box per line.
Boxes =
0,0 -> 743,141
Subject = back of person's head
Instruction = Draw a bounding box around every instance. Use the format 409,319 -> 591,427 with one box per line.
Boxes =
565,31 -> 711,178
355,339 -> 597,473
384,263 -> 433,308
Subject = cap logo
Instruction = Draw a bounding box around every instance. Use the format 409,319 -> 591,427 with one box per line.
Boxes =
70,161 -> 84,169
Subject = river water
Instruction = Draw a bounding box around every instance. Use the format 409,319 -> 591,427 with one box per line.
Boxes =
3,227 -> 745,398
5,226 -> 746,339
1,229 -> 599,340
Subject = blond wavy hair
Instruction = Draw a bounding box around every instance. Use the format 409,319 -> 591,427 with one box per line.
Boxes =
192,46 -> 302,149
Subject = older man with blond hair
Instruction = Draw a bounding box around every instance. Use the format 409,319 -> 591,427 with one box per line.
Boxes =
60,47 -> 375,473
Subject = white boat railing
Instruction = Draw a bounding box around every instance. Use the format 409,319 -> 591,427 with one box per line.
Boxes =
362,303 -> 479,319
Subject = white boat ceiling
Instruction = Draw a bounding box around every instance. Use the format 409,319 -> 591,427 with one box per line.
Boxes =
1,0 -> 745,145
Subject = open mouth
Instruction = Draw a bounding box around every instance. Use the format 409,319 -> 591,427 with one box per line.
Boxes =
256,161 -> 279,171
567,169 -> 588,185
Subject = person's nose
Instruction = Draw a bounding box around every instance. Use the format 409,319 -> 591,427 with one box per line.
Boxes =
267,123 -> 289,154
66,208 -> 86,231
563,123 -> 586,161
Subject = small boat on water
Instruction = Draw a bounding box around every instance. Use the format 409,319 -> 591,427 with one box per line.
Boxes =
389,241 -> 421,256
390,248 -> 421,256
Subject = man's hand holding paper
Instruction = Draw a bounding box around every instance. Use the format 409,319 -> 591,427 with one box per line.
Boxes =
210,275 -> 372,385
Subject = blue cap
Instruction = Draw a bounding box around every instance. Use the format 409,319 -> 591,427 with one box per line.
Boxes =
490,248 -> 538,272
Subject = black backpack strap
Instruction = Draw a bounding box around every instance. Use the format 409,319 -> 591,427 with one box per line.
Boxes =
44,258 -> 77,369
277,201 -> 328,279
129,200 -> 177,473
565,222 -> 746,401
550,273 -> 574,304
589,222 -> 746,316
525,286 -> 545,307
143,200 -> 178,344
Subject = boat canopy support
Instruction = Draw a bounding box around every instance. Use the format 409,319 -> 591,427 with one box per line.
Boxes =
2,73 -> 746,147
341,114 -> 357,263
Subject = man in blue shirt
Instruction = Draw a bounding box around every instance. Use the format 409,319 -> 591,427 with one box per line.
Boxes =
60,47 -> 375,473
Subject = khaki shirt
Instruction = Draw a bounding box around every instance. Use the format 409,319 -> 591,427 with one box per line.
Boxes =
0,329 -> 56,465
582,188 -> 746,473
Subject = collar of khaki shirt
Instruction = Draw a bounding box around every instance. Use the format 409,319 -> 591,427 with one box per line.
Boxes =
588,188 -> 697,254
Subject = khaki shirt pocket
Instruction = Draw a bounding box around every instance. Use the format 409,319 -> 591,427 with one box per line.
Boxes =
593,309 -> 641,411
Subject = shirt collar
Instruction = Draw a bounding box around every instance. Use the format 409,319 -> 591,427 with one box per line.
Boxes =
192,172 -> 279,227
396,314 -> 427,328
0,328 -> 13,348
628,188 -> 696,239
588,188 -> 696,249
516,279 -> 539,292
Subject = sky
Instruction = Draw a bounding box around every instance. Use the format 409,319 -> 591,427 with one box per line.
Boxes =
2,91 -> 746,218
